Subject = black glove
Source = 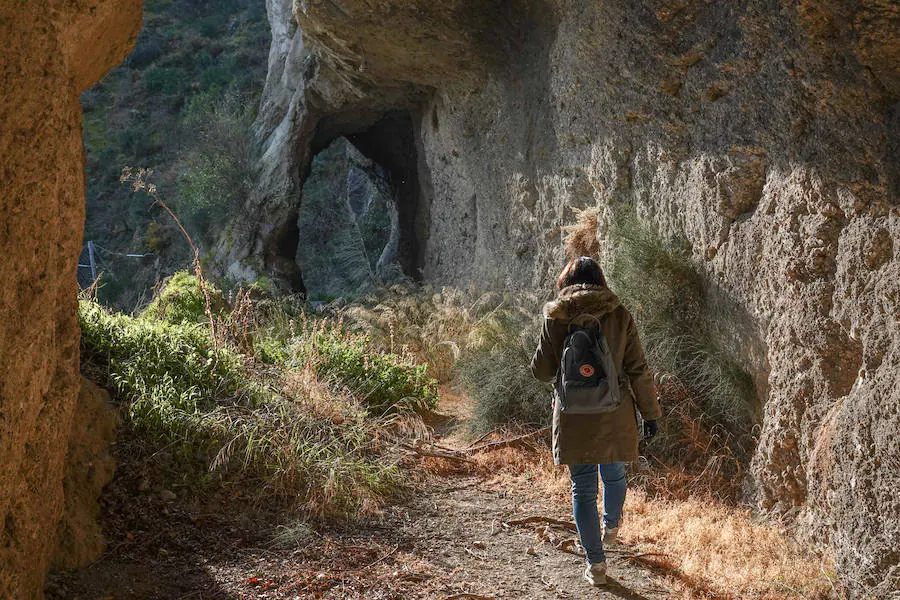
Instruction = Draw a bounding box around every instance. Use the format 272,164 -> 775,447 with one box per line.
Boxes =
643,420 -> 659,439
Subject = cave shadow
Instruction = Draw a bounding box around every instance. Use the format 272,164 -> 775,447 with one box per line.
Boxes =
603,579 -> 658,600
266,109 -> 427,294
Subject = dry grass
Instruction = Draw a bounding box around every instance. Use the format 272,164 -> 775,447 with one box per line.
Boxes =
468,443 -> 837,600
633,379 -> 754,503
474,442 -> 570,500
563,206 -> 602,259
340,285 -> 543,383
624,490 -> 838,600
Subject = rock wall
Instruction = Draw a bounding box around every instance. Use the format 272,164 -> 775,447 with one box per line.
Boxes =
234,0 -> 898,595
0,2 -> 140,598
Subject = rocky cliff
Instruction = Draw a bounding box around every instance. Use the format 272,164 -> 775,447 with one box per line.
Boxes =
224,0 -> 899,594
0,1 -> 140,597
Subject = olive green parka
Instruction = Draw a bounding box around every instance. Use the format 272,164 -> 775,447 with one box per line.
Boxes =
530,283 -> 661,465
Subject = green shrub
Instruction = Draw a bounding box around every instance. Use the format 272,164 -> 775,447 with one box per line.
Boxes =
196,49 -> 214,68
142,271 -> 225,325
455,309 -> 553,434
176,94 -> 254,241
198,13 -> 228,37
142,66 -> 188,94
95,272 -> 127,306
608,214 -> 756,429
198,55 -> 238,90
295,323 -> 439,416
80,298 -> 243,435
127,32 -> 164,68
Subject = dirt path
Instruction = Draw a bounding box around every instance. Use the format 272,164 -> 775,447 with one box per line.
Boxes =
48,393 -> 671,599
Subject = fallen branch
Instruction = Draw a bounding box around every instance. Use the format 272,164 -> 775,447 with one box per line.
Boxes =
363,544 -> 399,569
400,443 -> 476,464
464,428 -> 550,454
445,594 -> 495,600
429,442 -> 465,454
554,538 -> 580,555
503,516 -> 577,532
465,427 -> 500,449
330,544 -> 399,572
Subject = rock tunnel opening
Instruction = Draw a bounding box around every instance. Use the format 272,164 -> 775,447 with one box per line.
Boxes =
270,109 -> 426,299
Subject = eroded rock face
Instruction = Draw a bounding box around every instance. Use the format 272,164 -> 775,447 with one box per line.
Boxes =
237,0 -> 898,594
51,379 -> 119,571
0,2 -> 140,598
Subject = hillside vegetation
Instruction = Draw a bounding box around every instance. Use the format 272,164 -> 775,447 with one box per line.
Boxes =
79,274 -> 437,517
80,0 -> 269,308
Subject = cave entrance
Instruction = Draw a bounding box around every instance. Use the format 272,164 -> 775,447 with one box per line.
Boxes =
285,110 -> 424,300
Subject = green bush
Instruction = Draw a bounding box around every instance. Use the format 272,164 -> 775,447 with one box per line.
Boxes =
80,297 -> 243,436
198,13 -> 228,37
142,271 -> 225,325
608,214 -> 756,429
142,66 -> 188,94
176,94 -> 255,241
198,55 -> 238,90
455,309 -> 553,434
296,324 -> 439,416
196,49 -> 214,68
118,125 -> 162,157
311,328 -> 438,414
127,32 -> 164,68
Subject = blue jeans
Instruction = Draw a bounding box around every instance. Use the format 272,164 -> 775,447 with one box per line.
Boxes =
568,462 -> 627,564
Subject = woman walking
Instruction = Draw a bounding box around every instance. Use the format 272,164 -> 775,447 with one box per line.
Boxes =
530,256 -> 661,586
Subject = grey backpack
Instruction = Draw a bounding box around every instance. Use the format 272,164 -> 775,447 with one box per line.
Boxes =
557,315 -> 621,414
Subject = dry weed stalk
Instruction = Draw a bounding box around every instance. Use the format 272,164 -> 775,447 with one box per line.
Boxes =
121,166 -> 218,351
226,287 -> 255,353
82,273 -> 102,301
563,206 -> 601,259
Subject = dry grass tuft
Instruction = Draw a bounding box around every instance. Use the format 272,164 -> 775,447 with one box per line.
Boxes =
634,379 -> 753,503
624,489 -> 838,600
473,441 -> 570,501
563,206 -> 602,259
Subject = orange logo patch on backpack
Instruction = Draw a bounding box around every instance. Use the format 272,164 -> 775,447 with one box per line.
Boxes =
579,364 -> 595,377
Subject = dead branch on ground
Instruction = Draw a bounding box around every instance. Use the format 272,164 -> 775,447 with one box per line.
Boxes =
503,515 -> 577,532
464,427 -> 550,454
399,442 -> 476,464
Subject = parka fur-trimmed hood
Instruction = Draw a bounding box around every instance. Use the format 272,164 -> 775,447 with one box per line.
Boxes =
542,284 -> 621,321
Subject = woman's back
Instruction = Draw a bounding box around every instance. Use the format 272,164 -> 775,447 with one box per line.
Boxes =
531,282 -> 659,464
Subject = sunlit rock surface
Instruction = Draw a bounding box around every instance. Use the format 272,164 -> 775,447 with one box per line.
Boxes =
0,1 -> 140,597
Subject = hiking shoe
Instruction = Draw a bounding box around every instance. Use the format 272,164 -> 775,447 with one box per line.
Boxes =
583,561 -> 607,586
603,526 -> 619,546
